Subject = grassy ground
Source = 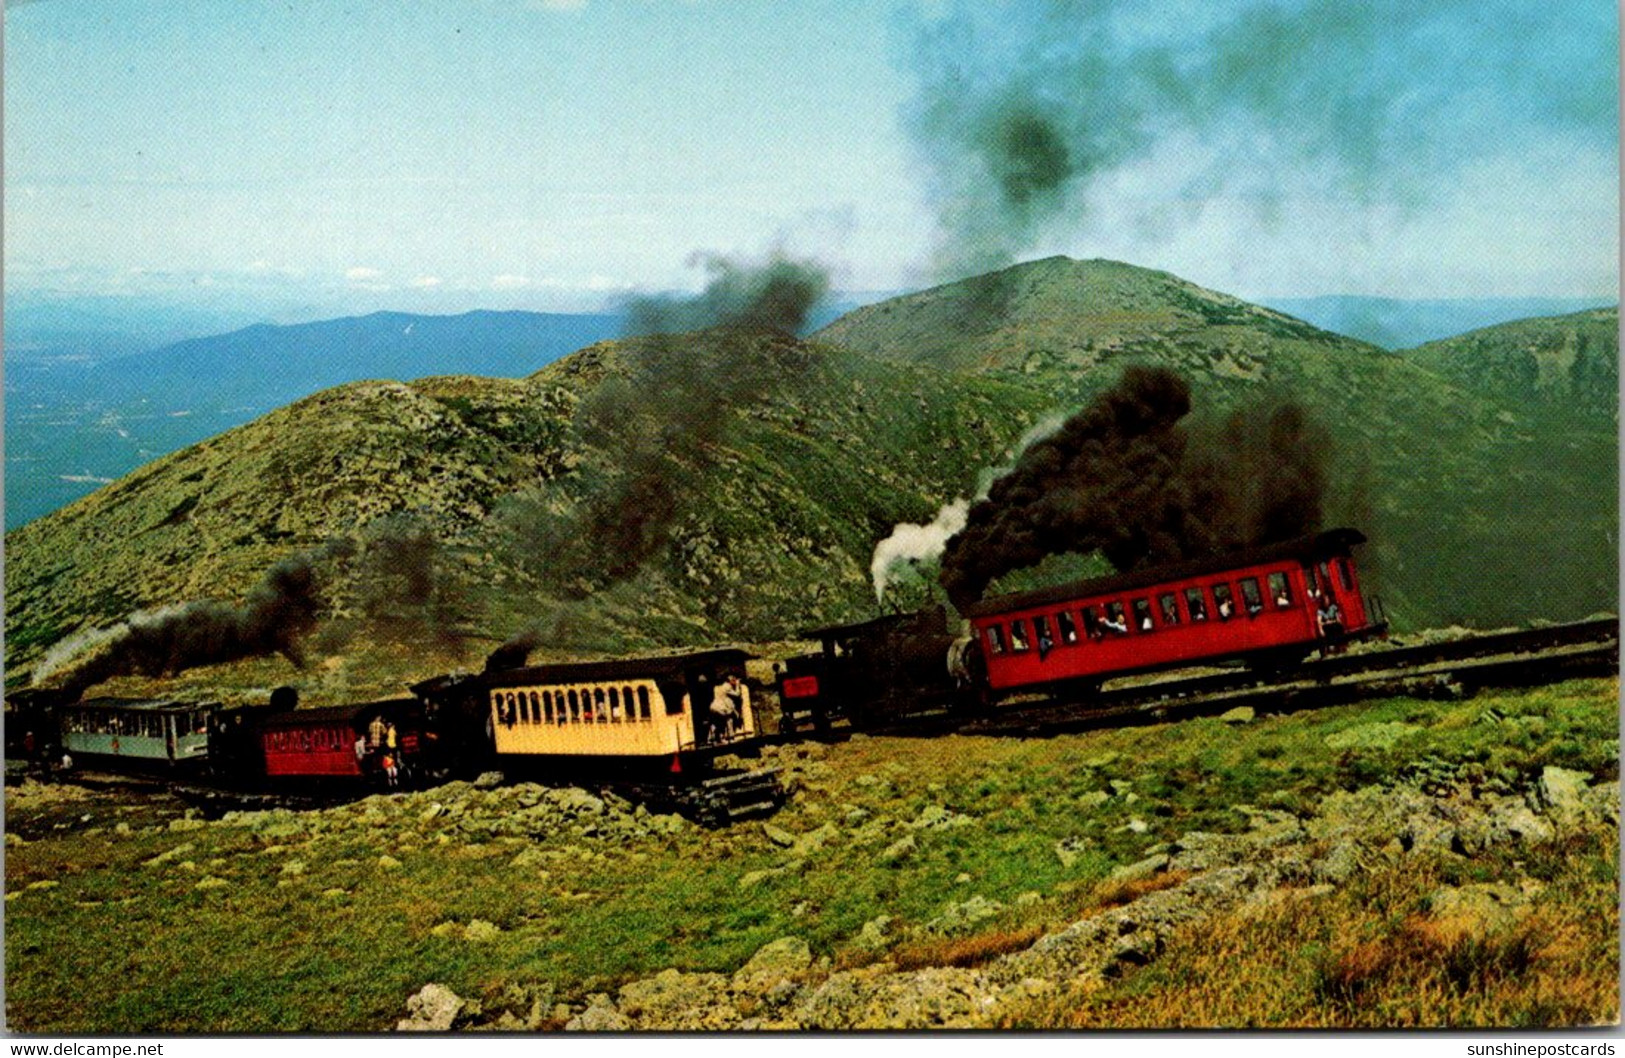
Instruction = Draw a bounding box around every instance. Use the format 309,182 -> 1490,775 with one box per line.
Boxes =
4,677 -> 1617,1032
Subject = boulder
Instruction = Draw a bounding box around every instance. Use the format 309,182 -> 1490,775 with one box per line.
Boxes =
463,919 -> 504,942
910,804 -> 975,830
565,995 -> 632,1032
923,895 -> 1005,936
1218,706 -> 1255,725
761,822 -> 797,848
472,771 -> 505,790
397,983 -> 474,1032
1427,881 -> 1542,936
1054,837 -> 1092,869
854,915 -> 894,950
1583,781 -> 1619,826
1537,766 -> 1593,822
734,936 -> 813,990
617,968 -> 731,1028
877,835 -> 916,865
1108,853 -> 1170,884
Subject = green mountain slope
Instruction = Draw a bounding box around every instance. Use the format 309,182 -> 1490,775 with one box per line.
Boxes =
815,257 -> 1617,630
5,331 -> 1049,690
1402,308 -> 1619,425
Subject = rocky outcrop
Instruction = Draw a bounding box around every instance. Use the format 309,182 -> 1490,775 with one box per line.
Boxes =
538,767 -> 1617,1031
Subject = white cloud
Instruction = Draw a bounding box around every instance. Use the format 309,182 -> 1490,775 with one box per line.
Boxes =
345,266 -> 383,281
490,274 -> 531,290
409,275 -> 444,288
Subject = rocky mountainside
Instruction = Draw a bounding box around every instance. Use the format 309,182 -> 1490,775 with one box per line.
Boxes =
1402,308 -> 1620,425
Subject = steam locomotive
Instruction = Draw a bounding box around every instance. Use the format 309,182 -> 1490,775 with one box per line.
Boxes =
776,528 -> 1385,730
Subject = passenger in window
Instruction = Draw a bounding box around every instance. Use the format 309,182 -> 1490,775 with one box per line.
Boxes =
1214,587 -> 1234,621
1036,618 -> 1055,659
1057,611 -> 1079,644
1010,621 -> 1030,651
1185,589 -> 1208,621
1101,604 -> 1128,635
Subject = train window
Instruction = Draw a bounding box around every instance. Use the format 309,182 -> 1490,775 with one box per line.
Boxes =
594,688 -> 608,722
1056,610 -> 1079,644
1009,620 -> 1031,652
1103,601 -> 1128,634
1159,593 -> 1181,626
985,625 -> 1006,655
1318,562 -> 1333,592
607,687 -> 621,721
541,691 -> 553,723
567,689 -> 579,721
1337,559 -> 1354,591
1081,606 -> 1102,638
1032,615 -> 1055,655
1214,584 -> 1235,620
1268,572 -> 1293,608
1132,598 -> 1154,632
1240,578 -> 1264,617
638,685 -> 652,719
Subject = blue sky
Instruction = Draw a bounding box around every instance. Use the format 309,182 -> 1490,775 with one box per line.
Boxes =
5,0 -> 1618,316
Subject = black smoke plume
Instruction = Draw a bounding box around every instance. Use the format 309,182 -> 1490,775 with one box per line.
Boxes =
35,546 -> 347,699
901,1 -> 1617,276
623,250 -> 830,337
508,253 -> 828,589
938,366 -> 1328,607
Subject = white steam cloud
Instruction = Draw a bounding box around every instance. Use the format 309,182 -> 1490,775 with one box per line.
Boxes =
869,411 -> 1066,603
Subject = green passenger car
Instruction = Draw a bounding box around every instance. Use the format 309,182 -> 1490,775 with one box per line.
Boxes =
59,698 -> 218,765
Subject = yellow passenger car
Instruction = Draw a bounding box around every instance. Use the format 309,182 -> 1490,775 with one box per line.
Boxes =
482,648 -> 756,762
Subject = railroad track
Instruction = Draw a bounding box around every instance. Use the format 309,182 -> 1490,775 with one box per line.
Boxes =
866,617 -> 1619,739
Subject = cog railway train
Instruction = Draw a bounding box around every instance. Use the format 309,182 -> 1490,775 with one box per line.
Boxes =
6,529 -> 1383,809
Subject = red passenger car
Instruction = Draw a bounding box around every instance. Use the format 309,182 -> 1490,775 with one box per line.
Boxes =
964,529 -> 1384,696
256,699 -> 423,784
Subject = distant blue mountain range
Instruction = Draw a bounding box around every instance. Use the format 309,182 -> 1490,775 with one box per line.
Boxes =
5,292 -> 1615,530
5,309 -> 621,529
1262,295 -> 1615,350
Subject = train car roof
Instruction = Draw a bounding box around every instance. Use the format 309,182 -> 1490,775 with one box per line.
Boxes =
480,647 -> 755,689
62,696 -> 222,713
961,528 -> 1369,620
256,698 -> 419,729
